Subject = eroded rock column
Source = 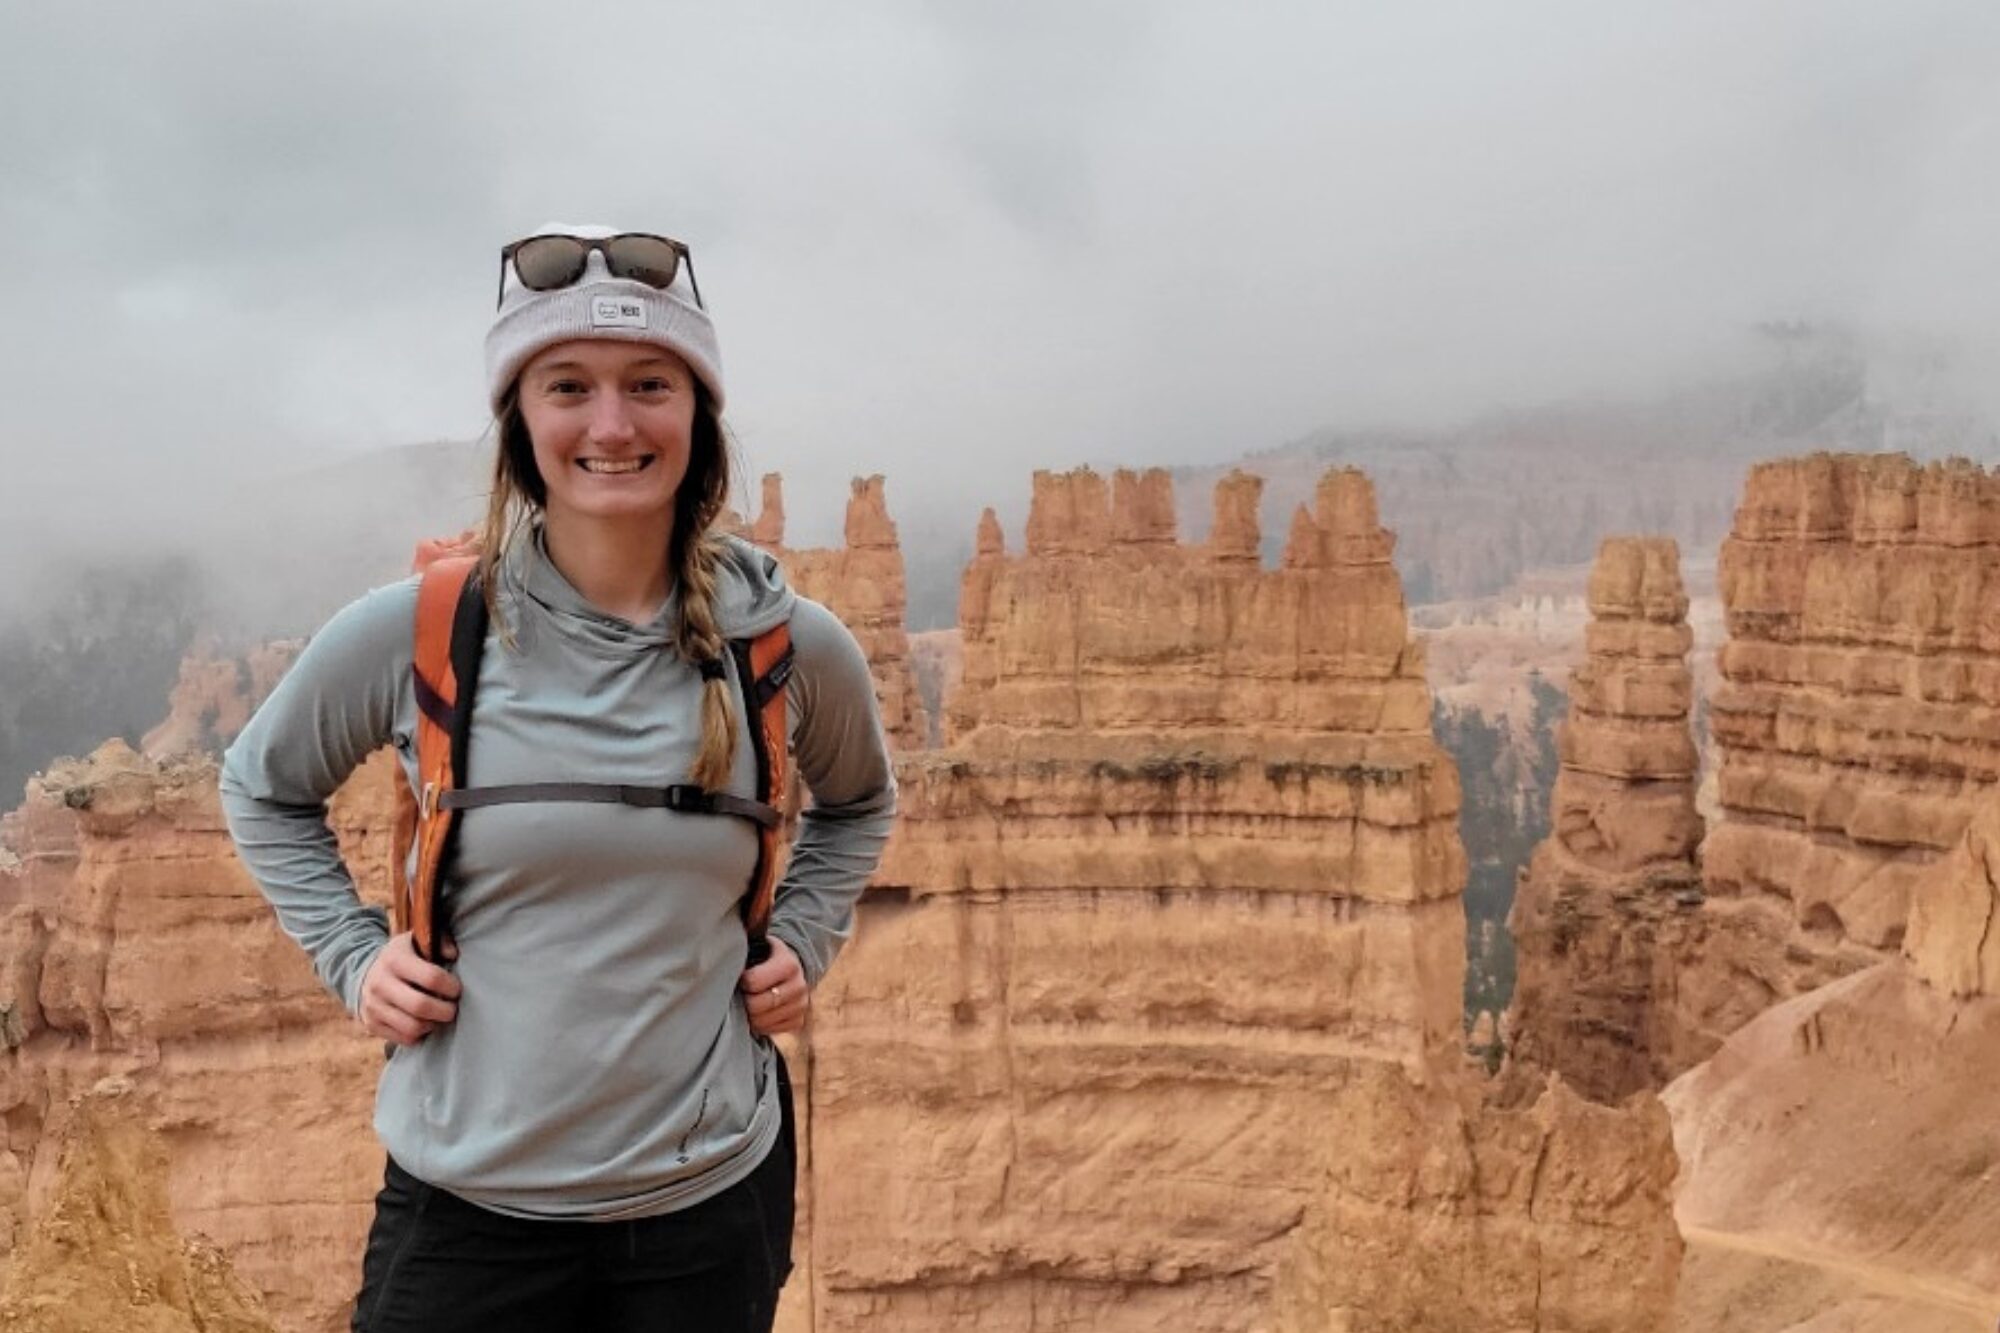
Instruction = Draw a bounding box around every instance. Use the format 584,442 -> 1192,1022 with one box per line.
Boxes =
744,473 -> 922,751
800,466 -> 1675,1331
1681,452 -> 2000,1066
1507,538 -> 1703,1100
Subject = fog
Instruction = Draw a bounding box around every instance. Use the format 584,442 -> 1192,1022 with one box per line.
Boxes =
2,0 -> 1997,616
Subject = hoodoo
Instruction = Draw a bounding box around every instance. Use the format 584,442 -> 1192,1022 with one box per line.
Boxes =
1682,453 -> 2000,1068
1507,537 -> 1704,1100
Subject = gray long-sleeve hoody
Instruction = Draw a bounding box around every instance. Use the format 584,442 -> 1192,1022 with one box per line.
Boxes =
219,528 -> 896,1220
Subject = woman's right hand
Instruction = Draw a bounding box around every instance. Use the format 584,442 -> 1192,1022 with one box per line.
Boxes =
360,932 -> 461,1047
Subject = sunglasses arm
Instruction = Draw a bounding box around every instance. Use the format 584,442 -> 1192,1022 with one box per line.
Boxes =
684,250 -> 705,311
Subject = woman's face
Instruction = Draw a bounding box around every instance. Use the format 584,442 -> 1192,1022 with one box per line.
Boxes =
516,339 -> 698,529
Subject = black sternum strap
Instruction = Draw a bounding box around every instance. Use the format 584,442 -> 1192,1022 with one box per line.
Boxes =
438,782 -> 781,829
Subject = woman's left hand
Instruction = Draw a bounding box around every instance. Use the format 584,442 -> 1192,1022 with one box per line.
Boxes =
740,937 -> 810,1036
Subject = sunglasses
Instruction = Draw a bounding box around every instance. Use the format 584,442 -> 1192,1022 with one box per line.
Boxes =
496,232 -> 704,310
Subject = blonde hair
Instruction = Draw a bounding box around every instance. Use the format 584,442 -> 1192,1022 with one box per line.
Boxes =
477,383 -> 739,790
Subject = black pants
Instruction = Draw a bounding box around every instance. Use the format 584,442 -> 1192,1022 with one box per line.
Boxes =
352,1057 -> 797,1333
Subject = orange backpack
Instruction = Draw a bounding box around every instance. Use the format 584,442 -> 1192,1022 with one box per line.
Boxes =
389,539 -> 794,966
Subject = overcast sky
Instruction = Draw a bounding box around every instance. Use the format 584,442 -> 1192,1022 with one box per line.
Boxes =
2,0 -> 1997,568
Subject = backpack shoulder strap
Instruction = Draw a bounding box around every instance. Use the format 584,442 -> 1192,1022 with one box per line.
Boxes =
730,620 -> 796,962
398,554 -> 485,962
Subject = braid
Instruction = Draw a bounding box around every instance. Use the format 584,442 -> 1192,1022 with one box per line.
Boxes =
677,532 -> 738,790
674,390 -> 739,791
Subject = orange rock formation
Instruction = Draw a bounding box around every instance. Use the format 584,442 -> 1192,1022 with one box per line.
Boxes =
742,473 -> 922,750
0,1079 -> 278,1333
1507,538 -> 1705,1099
0,742 -> 392,1332
898,466 -> 1465,1051
1682,453 -> 2000,1066
1472,457 -> 2000,1322
140,641 -> 300,762
0,466 -> 1685,1331
1904,789 -> 2000,998
807,466 -> 1678,1330
1273,1072 -> 1679,1332
1666,797 -> 2000,1328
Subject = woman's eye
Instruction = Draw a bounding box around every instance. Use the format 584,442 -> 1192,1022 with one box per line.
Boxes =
548,380 -> 586,396
634,378 -> 672,394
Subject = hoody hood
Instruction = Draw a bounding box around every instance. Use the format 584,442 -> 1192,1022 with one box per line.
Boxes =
501,526 -> 796,656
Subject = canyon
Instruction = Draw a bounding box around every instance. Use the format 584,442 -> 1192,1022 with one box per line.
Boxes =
1509,454 -> 2000,1093
4,453 -> 1999,1328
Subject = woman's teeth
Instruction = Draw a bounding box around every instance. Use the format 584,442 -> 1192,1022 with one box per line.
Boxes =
579,457 -> 652,474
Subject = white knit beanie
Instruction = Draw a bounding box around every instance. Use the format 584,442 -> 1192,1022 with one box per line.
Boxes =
484,222 -> 724,414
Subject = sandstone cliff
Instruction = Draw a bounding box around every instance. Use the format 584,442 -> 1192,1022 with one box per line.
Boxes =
1681,453 -> 2000,1067
0,468 -> 1683,1332
140,641 -> 300,762
1507,539 -> 1705,1100
890,466 -> 1467,1062
0,1079 -> 277,1333
742,473 -> 922,751
1902,759 -> 2000,999
1665,795 -> 2000,1330
1274,1071 -> 1679,1333
0,742 -> 393,1333
807,466 -> 1679,1331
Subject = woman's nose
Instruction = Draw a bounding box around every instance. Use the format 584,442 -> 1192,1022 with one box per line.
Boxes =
587,395 -> 638,446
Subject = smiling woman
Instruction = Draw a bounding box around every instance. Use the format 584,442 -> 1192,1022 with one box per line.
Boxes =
216,223 -> 898,1333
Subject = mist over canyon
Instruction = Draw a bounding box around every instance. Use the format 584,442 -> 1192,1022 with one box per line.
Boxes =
7,390 -> 2000,1326
0,267 -> 1997,1333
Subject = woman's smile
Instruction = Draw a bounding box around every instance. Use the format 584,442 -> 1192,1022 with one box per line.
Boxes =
577,455 -> 657,475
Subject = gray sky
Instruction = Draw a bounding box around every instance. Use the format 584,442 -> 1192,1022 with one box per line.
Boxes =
2,0 -> 1997,568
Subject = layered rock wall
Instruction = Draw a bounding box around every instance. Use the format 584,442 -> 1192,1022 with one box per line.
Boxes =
1904,789 -> 2000,999
1683,453 -> 2000,1064
1,467 -> 1682,1332
810,467 -> 1677,1330
743,473 -> 922,751
1274,1072 -> 1680,1332
1665,799 -> 2000,1327
0,1079 -> 279,1333
0,742 -> 395,1333
899,466 -> 1466,1057
1507,539 -> 1704,1099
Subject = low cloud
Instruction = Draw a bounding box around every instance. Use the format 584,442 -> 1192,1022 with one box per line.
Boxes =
2,0 -> 1997,612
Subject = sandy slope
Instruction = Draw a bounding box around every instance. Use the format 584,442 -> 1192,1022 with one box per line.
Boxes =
1666,964 -> 2000,1333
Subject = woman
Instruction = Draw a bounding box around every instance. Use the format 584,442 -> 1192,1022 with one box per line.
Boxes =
220,223 -> 897,1331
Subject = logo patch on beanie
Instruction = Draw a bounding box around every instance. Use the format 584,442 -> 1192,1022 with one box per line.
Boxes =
590,295 -> 648,330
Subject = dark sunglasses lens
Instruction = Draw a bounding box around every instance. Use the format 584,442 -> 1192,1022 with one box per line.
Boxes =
512,236 -> 590,291
604,236 -> 681,290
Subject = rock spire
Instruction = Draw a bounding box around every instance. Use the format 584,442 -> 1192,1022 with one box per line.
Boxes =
1507,538 -> 1703,1099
